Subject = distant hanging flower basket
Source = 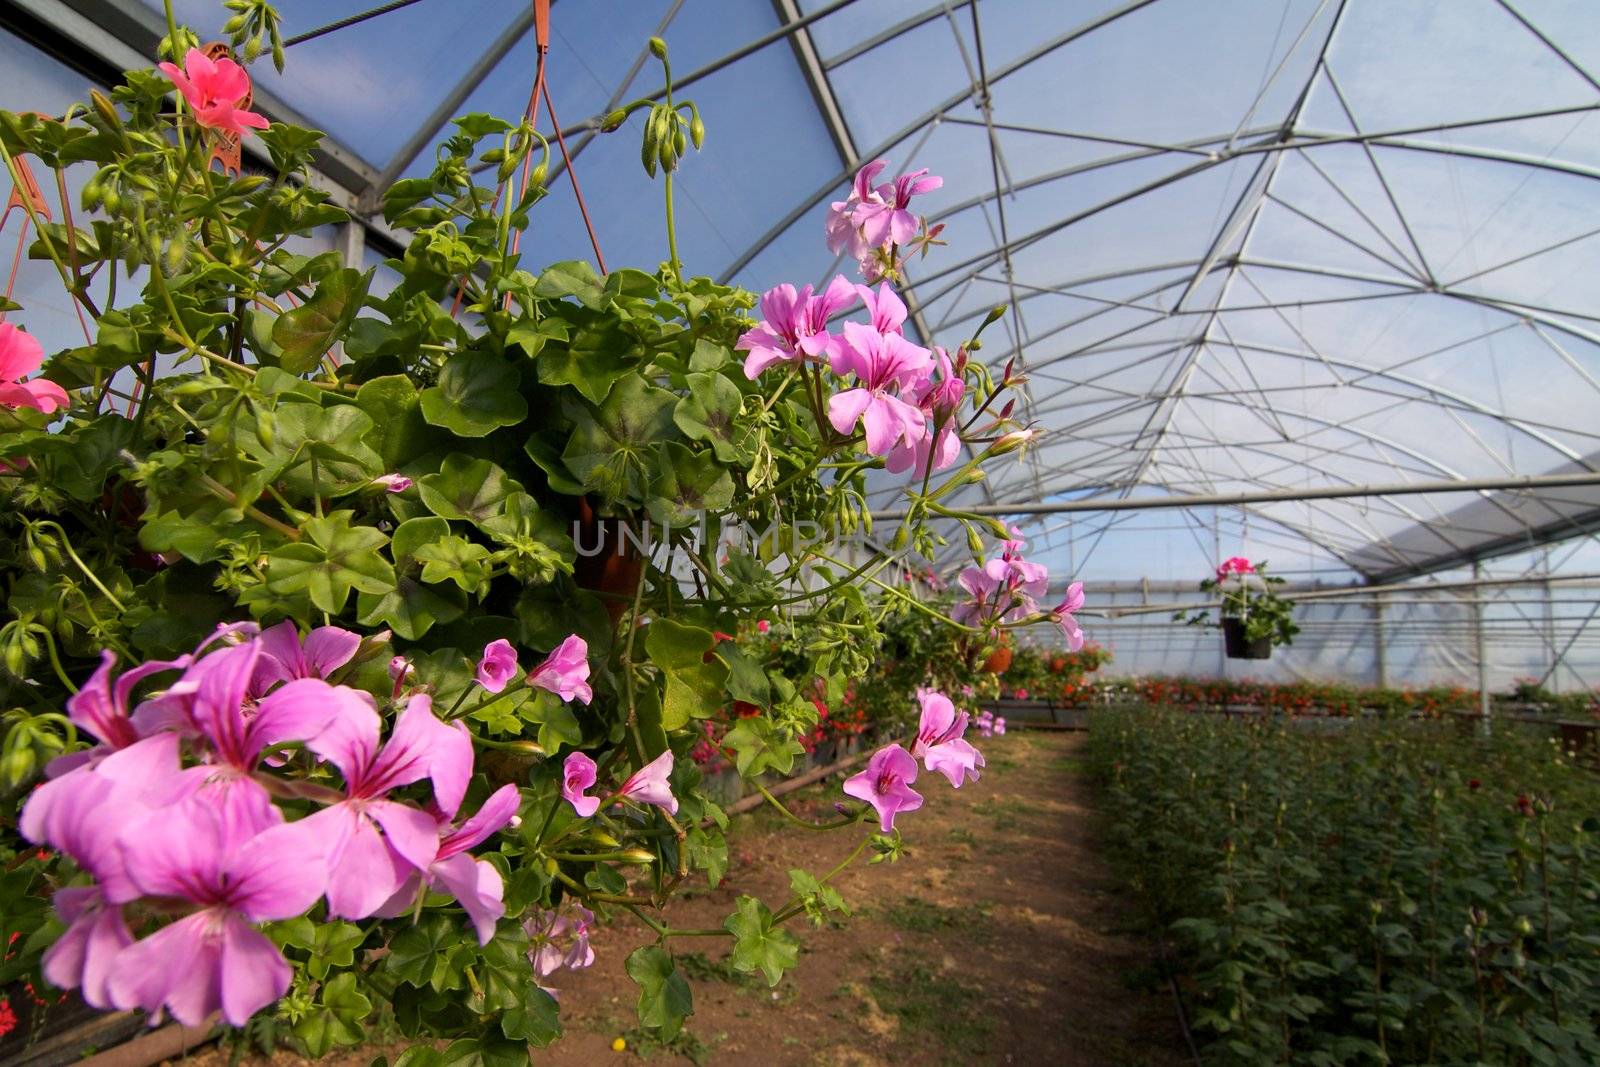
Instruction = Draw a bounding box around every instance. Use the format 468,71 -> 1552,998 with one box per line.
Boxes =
1176,558 -> 1299,658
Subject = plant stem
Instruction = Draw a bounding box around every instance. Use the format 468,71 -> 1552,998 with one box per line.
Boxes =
754,783 -> 861,832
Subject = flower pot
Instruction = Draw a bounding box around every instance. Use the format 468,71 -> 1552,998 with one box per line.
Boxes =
572,496 -> 645,626
1222,618 -> 1271,660
983,645 -> 1013,673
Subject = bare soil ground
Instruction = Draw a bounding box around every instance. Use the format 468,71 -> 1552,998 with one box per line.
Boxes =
167,731 -> 1188,1067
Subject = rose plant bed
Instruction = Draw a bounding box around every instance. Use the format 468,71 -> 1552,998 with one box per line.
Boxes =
1086,707 -> 1600,1065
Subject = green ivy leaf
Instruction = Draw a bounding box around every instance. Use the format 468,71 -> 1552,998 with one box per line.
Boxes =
385,914 -> 473,993
238,398 -> 384,491
533,260 -> 605,310
647,442 -> 734,526
561,377 -> 679,504
536,311 -> 638,405
717,641 -> 771,707
355,374 -> 440,470
626,946 -> 694,1041
420,350 -> 528,437
724,896 -> 799,987
416,534 -> 493,593
272,267 -> 373,374
292,972 -> 371,1057
500,985 -> 562,1047
673,371 -> 747,462
722,719 -> 804,778
686,826 -> 729,888
278,918 -> 365,979
418,455 -> 524,526
438,1036 -> 530,1067
266,511 -> 394,614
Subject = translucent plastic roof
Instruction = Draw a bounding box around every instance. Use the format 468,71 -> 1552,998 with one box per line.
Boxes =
16,0 -> 1600,584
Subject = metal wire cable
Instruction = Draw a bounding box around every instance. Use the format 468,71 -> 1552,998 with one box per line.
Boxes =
282,0 -> 433,48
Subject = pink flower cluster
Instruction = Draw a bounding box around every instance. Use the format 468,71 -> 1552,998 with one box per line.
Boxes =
1215,556 -> 1256,581
738,281 -> 967,477
19,622 -> 591,1028
955,534 -> 1086,650
737,161 -> 964,479
560,749 -> 677,818
826,159 -> 943,281
476,634 -> 593,704
975,709 -> 1006,738
843,688 -> 984,833
524,902 -> 595,998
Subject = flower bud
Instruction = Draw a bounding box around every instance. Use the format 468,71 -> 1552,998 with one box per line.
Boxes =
988,428 -> 1036,457
983,305 -> 1007,327
600,109 -> 629,133
507,740 -> 546,756
689,113 -> 705,150
648,36 -> 668,59
89,89 -> 122,130
619,848 -> 657,865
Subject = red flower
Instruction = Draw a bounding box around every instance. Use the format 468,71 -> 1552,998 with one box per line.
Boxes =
0,997 -> 16,1039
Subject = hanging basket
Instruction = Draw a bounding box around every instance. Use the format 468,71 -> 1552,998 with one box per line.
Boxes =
1222,618 -> 1271,660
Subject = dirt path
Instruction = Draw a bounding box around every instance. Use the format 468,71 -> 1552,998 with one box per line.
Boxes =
541,730 -> 1189,1066
167,732 -> 1188,1067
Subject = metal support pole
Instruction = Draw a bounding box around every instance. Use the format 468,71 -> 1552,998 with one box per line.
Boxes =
1373,593 -> 1388,689
868,470 -> 1600,521
1474,561 -> 1491,735
1543,547 -> 1558,692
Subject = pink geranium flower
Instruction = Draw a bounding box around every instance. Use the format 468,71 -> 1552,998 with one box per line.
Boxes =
297,695 -> 471,919
827,322 -> 933,456
378,783 -> 520,944
0,323 -> 68,413
1216,556 -> 1255,581
561,751 -> 600,817
1050,582 -> 1086,651
109,796 -> 326,1027
527,634 -> 593,704
855,167 -> 943,249
525,903 -> 596,998
886,346 -> 964,476
910,690 -> 984,788
736,275 -> 855,379
825,160 -> 888,260
158,48 -> 270,140
21,736 -> 185,1008
855,282 -> 907,335
476,639 -> 520,693
617,750 -> 677,815
843,744 -> 923,832
253,619 -> 360,694
372,473 -> 413,493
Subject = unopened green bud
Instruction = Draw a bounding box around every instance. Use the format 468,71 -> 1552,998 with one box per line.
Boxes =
507,739 -> 545,756
648,36 -> 668,60
600,109 -> 629,132
89,89 -> 122,130
243,36 -> 263,63
619,848 -> 657,865
983,305 -> 1007,327
689,114 -> 705,150
966,524 -> 984,554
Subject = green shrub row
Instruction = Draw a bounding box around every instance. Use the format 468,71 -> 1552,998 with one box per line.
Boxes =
1086,708 -> 1600,1065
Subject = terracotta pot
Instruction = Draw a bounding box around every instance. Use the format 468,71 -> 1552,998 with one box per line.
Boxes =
571,496 -> 645,625
1222,618 -> 1271,660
